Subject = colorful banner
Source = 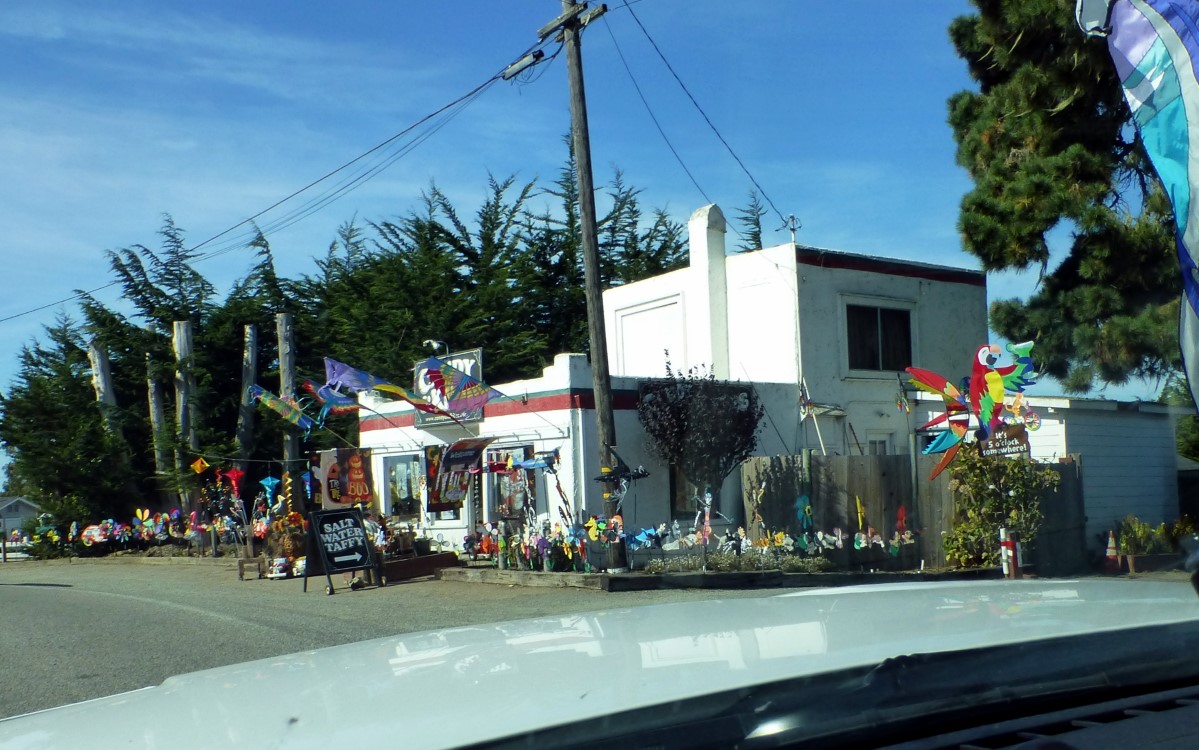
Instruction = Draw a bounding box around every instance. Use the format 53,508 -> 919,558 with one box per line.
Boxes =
1079,0 -> 1199,405
432,438 -> 497,511
317,448 -> 376,512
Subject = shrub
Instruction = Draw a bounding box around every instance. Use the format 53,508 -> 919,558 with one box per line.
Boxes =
781,555 -> 833,573
1116,515 -> 1172,555
1168,516 -> 1198,550
943,447 -> 1057,568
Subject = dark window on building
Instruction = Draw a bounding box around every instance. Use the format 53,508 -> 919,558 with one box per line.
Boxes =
847,304 -> 911,371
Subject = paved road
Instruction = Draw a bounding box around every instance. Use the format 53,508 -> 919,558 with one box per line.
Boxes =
0,558 -> 788,720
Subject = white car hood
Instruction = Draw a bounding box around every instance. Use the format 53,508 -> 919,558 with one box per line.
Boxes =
3,578 -> 1198,749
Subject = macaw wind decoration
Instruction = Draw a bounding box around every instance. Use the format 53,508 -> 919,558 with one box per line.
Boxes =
323,357 -> 449,416
420,356 -> 501,413
1078,0 -> 1199,407
907,341 -> 1039,480
247,385 -> 315,437
968,342 -> 1038,440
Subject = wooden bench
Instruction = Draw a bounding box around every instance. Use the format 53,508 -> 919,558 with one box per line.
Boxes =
238,557 -> 267,580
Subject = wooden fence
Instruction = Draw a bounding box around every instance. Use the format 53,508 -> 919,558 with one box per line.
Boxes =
740,452 -> 1086,574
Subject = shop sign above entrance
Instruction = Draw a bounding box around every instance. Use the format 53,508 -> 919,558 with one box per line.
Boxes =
414,348 -> 485,428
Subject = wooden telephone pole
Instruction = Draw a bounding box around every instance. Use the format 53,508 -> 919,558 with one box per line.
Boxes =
537,1 -> 625,570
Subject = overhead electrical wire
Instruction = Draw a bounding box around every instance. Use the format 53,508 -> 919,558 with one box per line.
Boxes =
600,16 -> 711,206
0,35 -> 559,326
617,0 -> 792,228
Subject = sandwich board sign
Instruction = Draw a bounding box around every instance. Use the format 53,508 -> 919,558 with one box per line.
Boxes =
304,507 -> 377,595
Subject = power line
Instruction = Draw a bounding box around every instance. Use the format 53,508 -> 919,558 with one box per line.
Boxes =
601,16 -> 711,205
0,37 -> 561,326
617,0 -> 791,227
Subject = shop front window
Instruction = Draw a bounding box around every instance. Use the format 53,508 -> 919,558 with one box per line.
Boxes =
383,454 -> 421,519
486,447 -> 536,519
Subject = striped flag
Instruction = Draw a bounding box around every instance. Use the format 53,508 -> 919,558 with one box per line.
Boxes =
1079,0 -> 1199,406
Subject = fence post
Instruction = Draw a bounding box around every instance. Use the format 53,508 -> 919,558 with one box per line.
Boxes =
1000,527 -> 1023,579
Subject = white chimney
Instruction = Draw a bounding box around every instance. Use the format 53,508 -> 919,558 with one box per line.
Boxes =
687,204 -> 729,379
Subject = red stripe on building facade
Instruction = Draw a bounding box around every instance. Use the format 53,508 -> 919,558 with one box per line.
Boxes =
359,389 -> 641,433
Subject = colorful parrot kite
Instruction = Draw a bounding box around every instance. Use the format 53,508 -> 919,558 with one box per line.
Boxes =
420,356 -> 501,413
1078,0 -> 1199,408
247,384 -> 315,437
906,367 -> 972,479
907,341 -> 1037,480
970,342 -> 1038,440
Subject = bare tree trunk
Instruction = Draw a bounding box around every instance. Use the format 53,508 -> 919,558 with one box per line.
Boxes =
87,340 -> 120,435
146,353 -> 171,506
235,324 -> 258,475
173,321 -> 198,511
276,313 -> 301,513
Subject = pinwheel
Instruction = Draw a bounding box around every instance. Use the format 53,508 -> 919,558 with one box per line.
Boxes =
79,525 -> 105,546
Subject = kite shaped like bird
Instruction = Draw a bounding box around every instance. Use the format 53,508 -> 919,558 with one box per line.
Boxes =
905,367 -> 972,480
970,341 -> 1038,440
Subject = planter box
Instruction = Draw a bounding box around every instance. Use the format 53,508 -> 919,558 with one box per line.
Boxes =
381,552 -> 460,582
1124,552 -> 1178,574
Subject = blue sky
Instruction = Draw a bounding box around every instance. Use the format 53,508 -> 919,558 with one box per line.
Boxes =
0,0 -> 1159,408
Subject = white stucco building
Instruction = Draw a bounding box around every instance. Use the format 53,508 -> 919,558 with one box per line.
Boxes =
357,203 -> 1001,548
604,204 -> 990,458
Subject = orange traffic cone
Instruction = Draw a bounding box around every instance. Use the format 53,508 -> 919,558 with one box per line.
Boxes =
1105,530 -> 1120,573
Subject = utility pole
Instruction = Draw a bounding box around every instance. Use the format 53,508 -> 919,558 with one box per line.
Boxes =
559,2 -> 615,463
548,1 -> 626,571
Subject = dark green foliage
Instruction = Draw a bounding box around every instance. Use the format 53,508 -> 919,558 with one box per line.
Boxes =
734,191 -> 766,253
0,153 -> 686,521
0,317 -> 139,527
943,446 -> 1058,568
637,356 -> 765,508
950,0 -> 1179,391
1161,374 -> 1199,461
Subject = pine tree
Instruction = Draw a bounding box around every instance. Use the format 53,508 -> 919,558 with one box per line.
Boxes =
0,317 -> 138,525
949,0 -> 1178,392
734,191 -> 766,253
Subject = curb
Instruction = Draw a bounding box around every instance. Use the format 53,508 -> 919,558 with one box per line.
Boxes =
438,567 -> 607,589
1,555 -> 241,570
436,566 -> 1004,591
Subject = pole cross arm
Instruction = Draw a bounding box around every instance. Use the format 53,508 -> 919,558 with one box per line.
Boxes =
537,3 -> 589,41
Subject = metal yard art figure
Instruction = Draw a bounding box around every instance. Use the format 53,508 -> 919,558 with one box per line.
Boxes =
1077,0 -> 1199,408
906,341 -> 1040,480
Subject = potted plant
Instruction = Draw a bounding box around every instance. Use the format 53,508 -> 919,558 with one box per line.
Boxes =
1116,515 -> 1175,573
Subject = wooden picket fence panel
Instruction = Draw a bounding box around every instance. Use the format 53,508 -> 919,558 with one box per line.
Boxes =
740,452 -> 1085,573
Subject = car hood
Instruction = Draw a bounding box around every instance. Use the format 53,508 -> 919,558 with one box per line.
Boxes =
3,578 -> 1198,749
